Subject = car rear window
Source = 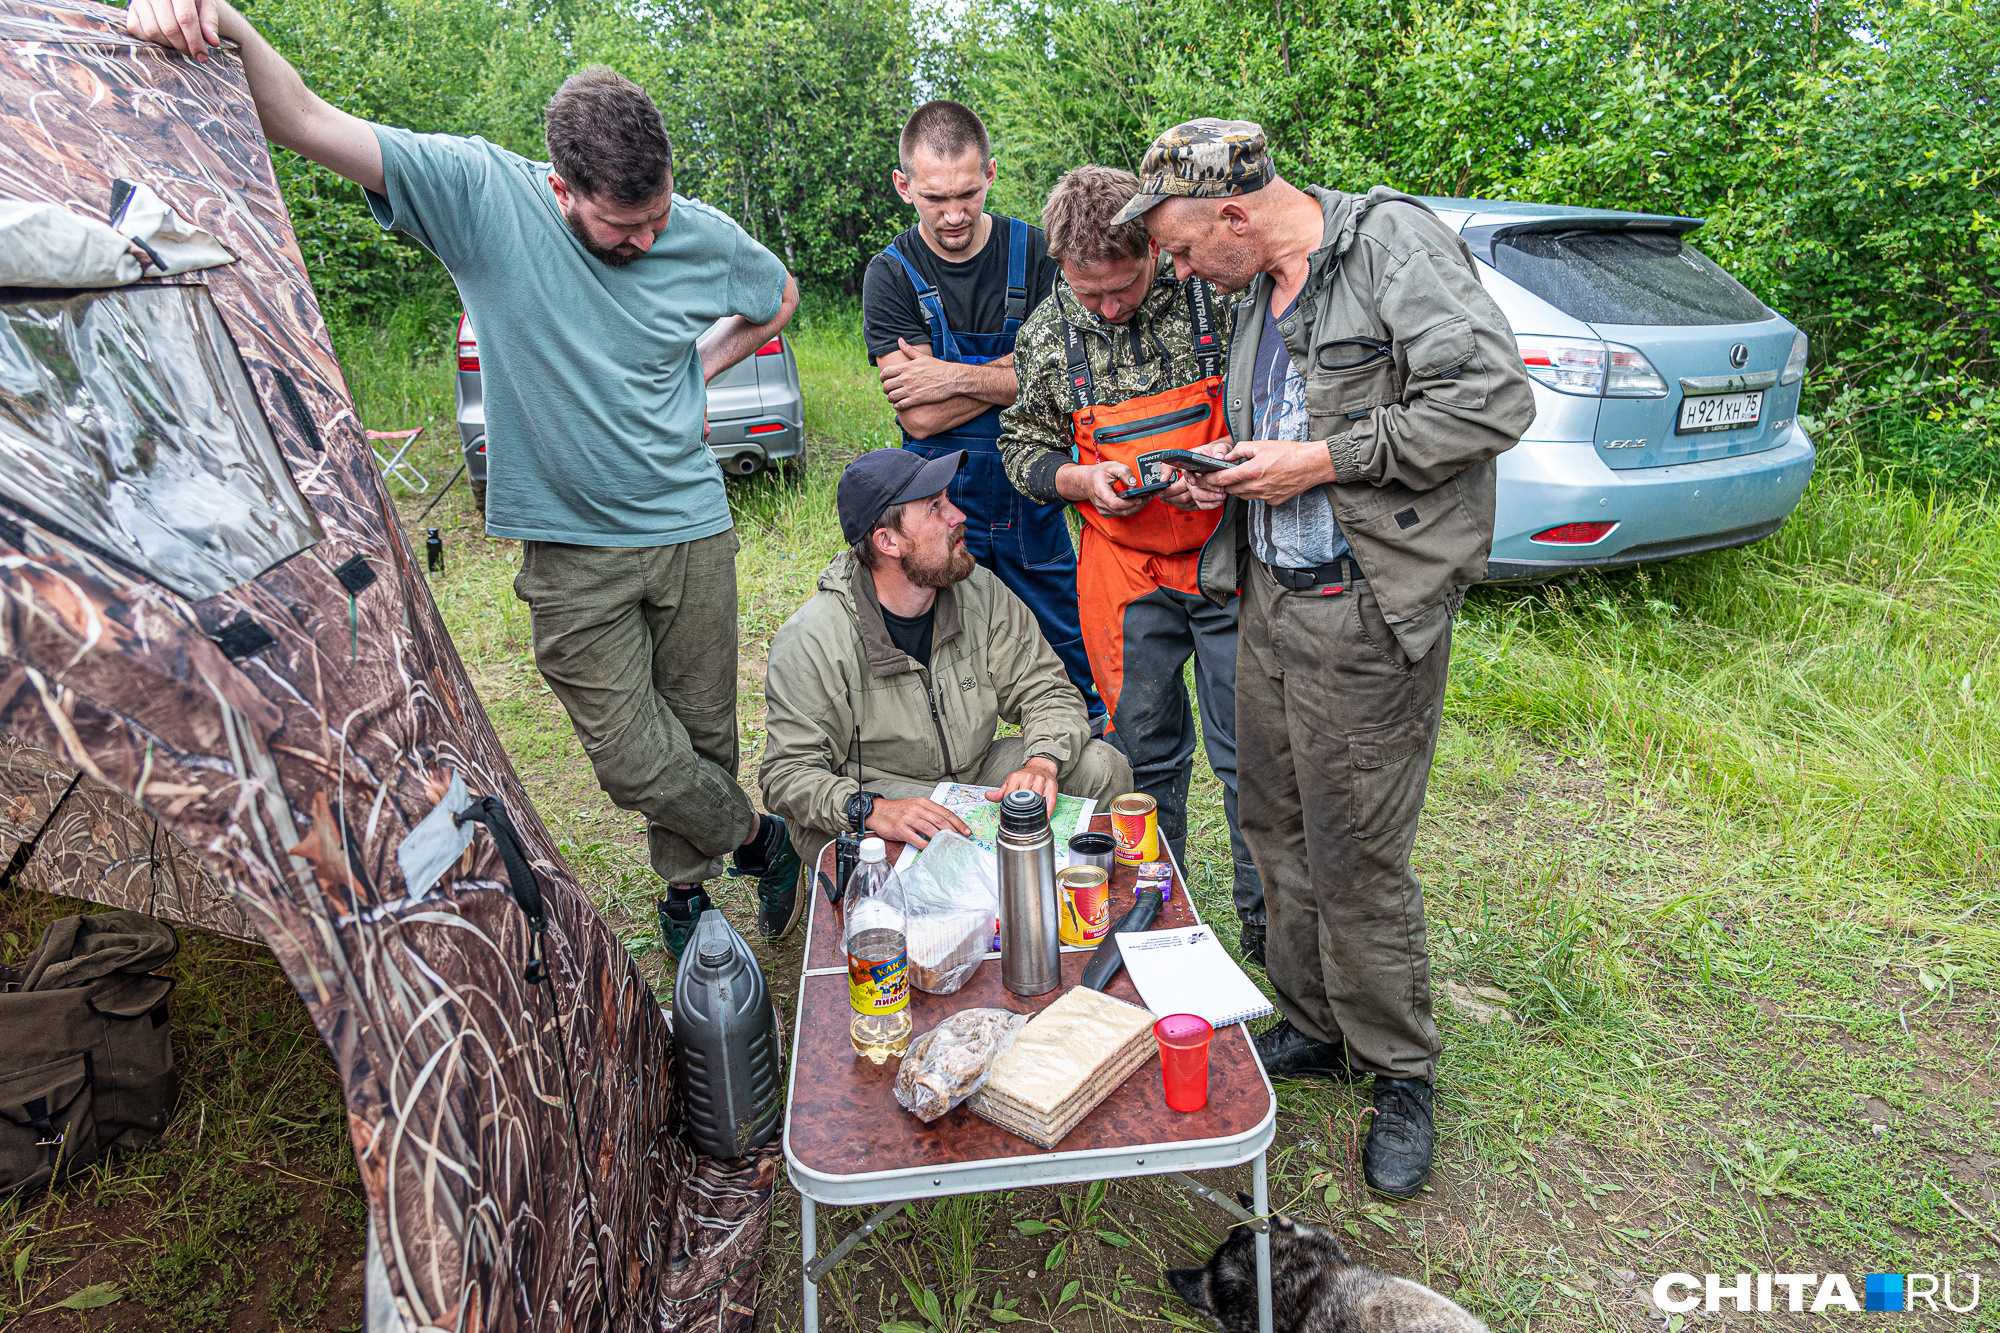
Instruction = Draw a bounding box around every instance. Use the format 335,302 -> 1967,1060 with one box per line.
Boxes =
1492,230 -> 1772,326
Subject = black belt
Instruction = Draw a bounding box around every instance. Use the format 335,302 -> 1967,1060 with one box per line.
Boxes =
1266,555 -> 1365,591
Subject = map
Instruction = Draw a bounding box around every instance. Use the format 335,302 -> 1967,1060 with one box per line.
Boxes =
893,782 -> 1098,873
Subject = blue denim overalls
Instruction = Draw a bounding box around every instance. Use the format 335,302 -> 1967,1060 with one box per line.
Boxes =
885,219 -> 1103,720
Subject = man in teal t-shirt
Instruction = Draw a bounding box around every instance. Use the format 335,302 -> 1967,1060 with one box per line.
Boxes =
126,0 -> 805,957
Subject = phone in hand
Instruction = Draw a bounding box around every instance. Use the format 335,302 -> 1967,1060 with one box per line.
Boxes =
1137,447 -> 1242,475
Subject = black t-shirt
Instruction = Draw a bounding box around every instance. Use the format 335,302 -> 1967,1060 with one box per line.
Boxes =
861,216 -> 1060,364
879,603 -> 936,668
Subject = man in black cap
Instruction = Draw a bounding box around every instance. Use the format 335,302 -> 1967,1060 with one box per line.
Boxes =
758,450 -> 1130,875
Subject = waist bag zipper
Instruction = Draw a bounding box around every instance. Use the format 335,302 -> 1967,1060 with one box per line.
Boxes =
1090,403 -> 1212,445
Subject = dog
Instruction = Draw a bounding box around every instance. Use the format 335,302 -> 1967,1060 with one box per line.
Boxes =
1164,1199 -> 1488,1332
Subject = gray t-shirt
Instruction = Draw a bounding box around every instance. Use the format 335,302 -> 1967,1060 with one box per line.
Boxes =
367,126 -> 787,546
1247,296 -> 1349,569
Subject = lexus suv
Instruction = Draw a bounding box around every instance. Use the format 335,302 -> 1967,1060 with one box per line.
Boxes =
453,313 -> 805,509
1421,199 -> 1815,582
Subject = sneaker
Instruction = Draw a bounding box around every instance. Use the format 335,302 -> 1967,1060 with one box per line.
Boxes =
1363,1077 -> 1435,1197
657,887 -> 713,963
1239,922 -> 1267,968
1252,1018 -> 1361,1083
732,813 -> 803,939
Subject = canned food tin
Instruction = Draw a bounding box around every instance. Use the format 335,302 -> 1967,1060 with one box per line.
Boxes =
1056,865 -> 1111,947
1136,859 -> 1174,903
1110,793 -> 1159,865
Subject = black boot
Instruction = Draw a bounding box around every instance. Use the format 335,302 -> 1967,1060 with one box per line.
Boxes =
1238,922 -> 1266,968
657,885 -> 713,962
1252,1019 -> 1361,1083
1363,1077 -> 1435,1197
731,813 -> 802,939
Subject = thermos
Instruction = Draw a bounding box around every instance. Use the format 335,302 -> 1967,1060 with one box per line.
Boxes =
997,789 -> 1060,996
672,910 -> 782,1157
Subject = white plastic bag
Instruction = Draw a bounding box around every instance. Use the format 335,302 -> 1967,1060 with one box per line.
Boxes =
897,829 -> 999,995
894,1008 -> 1029,1123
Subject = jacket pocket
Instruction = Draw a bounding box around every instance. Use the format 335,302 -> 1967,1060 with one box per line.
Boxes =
1403,315 -> 1487,411
1349,710 -> 1439,840
0,1053 -> 96,1194
1304,358 -> 1400,439
1335,472 -> 1484,624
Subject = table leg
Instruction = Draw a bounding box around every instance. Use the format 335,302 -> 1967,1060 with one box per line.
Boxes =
802,1194 -> 818,1333
1253,1151 -> 1272,1333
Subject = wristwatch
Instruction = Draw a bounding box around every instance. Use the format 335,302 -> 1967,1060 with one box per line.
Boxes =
844,789 -> 883,832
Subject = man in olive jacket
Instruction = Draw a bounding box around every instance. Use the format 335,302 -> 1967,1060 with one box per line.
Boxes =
1124,120 -> 1536,1196
759,450 -> 1131,876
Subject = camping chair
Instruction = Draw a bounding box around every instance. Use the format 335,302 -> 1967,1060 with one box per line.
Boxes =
367,427 -> 428,493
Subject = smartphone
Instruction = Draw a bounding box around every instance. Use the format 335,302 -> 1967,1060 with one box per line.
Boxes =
1137,447 -> 1241,475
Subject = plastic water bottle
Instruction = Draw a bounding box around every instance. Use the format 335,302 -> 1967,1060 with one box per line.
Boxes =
672,909 -> 781,1157
844,836 -> 912,1063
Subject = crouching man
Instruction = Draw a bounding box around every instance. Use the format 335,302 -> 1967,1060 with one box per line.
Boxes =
759,449 -> 1132,873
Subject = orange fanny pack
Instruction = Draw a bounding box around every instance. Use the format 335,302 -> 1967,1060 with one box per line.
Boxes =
1065,283 -> 1228,557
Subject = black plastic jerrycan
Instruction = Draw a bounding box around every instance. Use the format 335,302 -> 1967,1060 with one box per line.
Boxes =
672,910 -> 782,1157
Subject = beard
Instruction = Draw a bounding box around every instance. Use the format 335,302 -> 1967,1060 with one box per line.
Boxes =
905,524 -> 976,589
562,203 -> 644,267
928,219 -> 977,253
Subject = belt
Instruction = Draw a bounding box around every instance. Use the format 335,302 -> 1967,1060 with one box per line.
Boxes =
1265,555 -> 1365,592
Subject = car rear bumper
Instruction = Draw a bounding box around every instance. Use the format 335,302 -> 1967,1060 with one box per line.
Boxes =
708,415 -> 804,472
1485,423 -> 1814,582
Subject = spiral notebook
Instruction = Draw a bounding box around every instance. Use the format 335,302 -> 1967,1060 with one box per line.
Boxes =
1115,924 -> 1274,1029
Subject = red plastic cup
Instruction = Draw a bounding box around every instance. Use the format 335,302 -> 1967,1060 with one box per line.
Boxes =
1154,1013 -> 1214,1112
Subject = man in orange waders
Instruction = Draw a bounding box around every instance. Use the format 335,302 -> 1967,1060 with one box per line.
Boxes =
998,165 -> 1266,963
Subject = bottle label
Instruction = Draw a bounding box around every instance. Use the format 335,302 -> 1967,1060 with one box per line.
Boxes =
848,950 -> 910,1015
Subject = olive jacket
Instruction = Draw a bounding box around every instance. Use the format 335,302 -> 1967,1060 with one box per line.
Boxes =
1197,186 -> 1537,661
757,550 -> 1091,838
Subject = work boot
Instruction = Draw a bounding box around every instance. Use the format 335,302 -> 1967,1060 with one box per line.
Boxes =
732,813 -> 803,939
1252,1019 -> 1361,1083
1238,921 -> 1267,968
657,885 -> 713,963
1363,1077 -> 1435,1198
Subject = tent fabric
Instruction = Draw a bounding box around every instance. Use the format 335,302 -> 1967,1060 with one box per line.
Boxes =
0,184 -> 232,288
0,3 -> 776,1329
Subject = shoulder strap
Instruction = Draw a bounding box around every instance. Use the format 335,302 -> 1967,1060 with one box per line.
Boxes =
885,237 -> 955,359
1002,217 -> 1029,333
1186,279 -> 1222,380
1056,288 -> 1096,416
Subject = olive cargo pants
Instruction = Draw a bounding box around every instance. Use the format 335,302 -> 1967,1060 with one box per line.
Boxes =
514,532 -> 756,885
1237,559 -> 1448,1083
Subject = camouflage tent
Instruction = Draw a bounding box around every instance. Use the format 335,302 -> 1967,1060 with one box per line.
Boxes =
0,1 -> 775,1327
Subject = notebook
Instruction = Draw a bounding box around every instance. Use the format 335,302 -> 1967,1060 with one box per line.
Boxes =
1115,924 -> 1274,1029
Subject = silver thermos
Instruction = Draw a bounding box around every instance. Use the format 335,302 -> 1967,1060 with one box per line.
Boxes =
997,789 -> 1061,995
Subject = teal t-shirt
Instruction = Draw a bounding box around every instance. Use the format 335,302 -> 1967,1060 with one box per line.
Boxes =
366,126 -> 788,546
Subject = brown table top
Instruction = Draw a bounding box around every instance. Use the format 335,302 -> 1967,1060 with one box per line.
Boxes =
784,816 -> 1274,1197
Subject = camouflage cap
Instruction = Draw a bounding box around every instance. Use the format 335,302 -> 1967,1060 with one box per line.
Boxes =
1110,119 -> 1274,225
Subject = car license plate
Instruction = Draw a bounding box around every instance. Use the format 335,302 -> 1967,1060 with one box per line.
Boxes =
1677,390 -> 1762,434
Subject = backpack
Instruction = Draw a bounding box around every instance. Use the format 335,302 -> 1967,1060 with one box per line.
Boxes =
0,910 -> 179,1195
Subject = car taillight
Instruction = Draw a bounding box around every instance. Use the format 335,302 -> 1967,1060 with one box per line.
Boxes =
1781,330 -> 1808,386
1517,337 -> 1664,398
1605,343 -> 1668,398
1531,521 -> 1618,544
747,422 -> 785,434
754,337 -> 783,357
456,312 -> 478,372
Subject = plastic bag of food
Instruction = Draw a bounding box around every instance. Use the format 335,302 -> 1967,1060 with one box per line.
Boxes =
896,829 -> 999,995
894,1007 -> 1029,1123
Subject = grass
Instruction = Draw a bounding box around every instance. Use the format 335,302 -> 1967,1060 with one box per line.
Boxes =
6,297 -> 1995,1330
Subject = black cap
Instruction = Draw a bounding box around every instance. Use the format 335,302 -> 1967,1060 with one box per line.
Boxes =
998,788 -> 1050,836
838,449 -> 966,546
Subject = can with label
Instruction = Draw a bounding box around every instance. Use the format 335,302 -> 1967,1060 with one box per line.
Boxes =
1056,865 -> 1111,947
1136,859 -> 1174,904
1110,793 -> 1159,866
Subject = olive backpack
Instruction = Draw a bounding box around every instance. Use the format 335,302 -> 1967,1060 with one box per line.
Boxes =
0,910 -> 179,1195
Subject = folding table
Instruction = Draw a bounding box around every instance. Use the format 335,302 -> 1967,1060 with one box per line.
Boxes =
782,817 -> 1277,1332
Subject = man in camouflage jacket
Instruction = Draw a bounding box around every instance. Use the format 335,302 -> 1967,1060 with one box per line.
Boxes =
998,165 -> 1266,957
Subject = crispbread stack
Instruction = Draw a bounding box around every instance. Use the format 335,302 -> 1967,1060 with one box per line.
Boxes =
968,987 -> 1156,1148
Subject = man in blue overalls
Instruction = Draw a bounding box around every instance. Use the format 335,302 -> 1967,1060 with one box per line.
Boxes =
861,100 -> 1104,725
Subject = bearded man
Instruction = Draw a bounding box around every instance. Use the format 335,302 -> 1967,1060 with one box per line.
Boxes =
758,450 -> 1130,876
127,0 -> 807,958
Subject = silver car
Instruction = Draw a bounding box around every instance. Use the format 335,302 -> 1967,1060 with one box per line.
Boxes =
453,313 -> 806,508
1419,199 -> 1815,582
